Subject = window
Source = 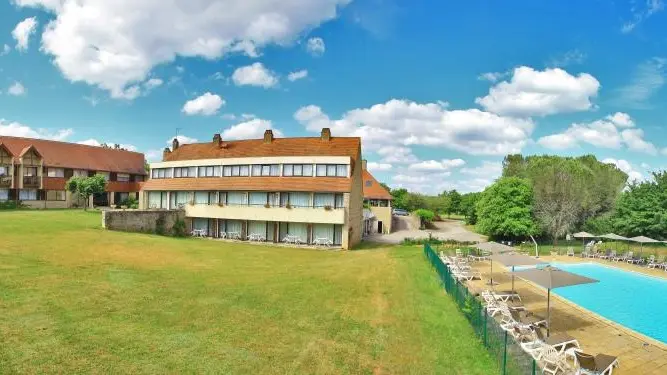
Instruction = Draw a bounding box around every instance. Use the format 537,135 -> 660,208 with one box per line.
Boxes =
252,164 -> 280,176
315,164 -> 348,177
47,168 -> 64,178
23,167 -> 37,177
116,173 -> 130,182
365,180 -> 372,187
0,166 -> 8,176
174,167 -> 196,178
19,189 -> 37,200
73,169 -> 87,177
335,193 -> 344,208
151,168 -> 172,179
226,192 -> 247,205
194,191 -> 209,205
314,193 -> 334,208
148,191 -> 168,209
46,190 -> 66,201
198,166 -> 220,177
223,165 -> 250,177
0,189 -> 8,201
170,191 -> 190,209
248,192 -> 268,206
283,164 -> 313,177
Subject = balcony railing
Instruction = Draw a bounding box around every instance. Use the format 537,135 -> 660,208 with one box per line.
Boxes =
0,175 -> 11,188
23,176 -> 39,187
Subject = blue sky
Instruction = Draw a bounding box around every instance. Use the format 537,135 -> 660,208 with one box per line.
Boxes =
1,0 -> 667,193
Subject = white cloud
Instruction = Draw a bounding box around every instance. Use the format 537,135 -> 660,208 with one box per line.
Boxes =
182,92 -> 225,116
287,69 -> 308,82
606,112 -> 634,127
16,0 -> 349,98
113,85 -> 141,100
0,44 -> 10,56
614,58 -> 666,108
12,17 -> 38,51
0,119 -> 73,141
83,96 -> 100,107
221,113 -> 237,120
295,99 -> 534,156
476,66 -> 600,116
77,139 -> 137,151
232,62 -> 279,88
210,72 -> 225,80
367,162 -> 392,171
376,146 -> 418,164
478,72 -> 506,82
409,159 -> 465,171
547,49 -> 586,68
143,78 -> 163,89
306,37 -> 325,56
7,82 -> 26,96
167,135 -> 198,145
538,113 -> 657,155
392,174 -> 430,184
460,161 -> 503,178
221,118 -> 284,140
145,149 -> 164,162
621,128 -> 657,155
622,0 -> 664,33
602,158 -> 643,182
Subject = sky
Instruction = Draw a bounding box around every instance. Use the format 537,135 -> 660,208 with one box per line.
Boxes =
1,0 -> 667,194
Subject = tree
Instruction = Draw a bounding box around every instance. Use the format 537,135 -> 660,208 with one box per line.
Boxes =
612,171 -> 667,239
460,192 -> 481,225
445,190 -> 461,217
66,175 -> 107,210
390,188 -> 409,210
414,209 -> 435,229
476,177 -> 537,239
532,159 -> 586,246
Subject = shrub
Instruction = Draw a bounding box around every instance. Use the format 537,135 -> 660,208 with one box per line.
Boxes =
155,217 -> 166,235
414,209 -> 435,229
0,200 -> 24,210
172,219 -> 187,237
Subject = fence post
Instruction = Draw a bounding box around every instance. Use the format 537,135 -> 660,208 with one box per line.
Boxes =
483,309 -> 488,347
502,330 -> 508,375
532,358 -> 536,375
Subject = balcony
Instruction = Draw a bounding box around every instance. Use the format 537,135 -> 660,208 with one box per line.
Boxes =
0,175 -> 11,188
185,203 -> 346,224
23,176 -> 40,188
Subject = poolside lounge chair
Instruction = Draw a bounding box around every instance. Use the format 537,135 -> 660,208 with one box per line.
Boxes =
606,250 -> 616,261
541,345 -> 573,375
572,350 -> 619,375
625,251 -> 638,264
509,309 -> 547,329
567,247 -> 575,257
613,252 -> 627,262
598,250 -> 611,260
646,255 -> 657,268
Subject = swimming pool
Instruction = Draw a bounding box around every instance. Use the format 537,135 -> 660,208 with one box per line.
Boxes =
547,262 -> 667,344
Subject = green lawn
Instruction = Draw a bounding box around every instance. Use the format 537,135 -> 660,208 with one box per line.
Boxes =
0,210 -> 497,374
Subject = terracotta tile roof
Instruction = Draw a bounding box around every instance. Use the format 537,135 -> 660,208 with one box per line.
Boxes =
141,177 -> 351,193
164,136 -> 361,162
363,169 -> 392,200
0,136 -> 146,175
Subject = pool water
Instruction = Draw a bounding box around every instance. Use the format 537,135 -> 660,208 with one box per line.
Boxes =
549,262 -> 667,344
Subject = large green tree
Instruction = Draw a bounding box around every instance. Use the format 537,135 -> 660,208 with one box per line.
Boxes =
476,177 -> 537,239
460,192 -> 481,225
613,172 -> 667,239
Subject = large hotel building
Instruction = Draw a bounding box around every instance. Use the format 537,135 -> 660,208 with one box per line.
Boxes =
0,136 -> 146,208
139,128 -> 364,249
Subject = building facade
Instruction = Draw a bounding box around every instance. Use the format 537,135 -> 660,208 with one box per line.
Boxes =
362,162 -> 393,235
139,129 -> 363,249
0,136 -> 146,208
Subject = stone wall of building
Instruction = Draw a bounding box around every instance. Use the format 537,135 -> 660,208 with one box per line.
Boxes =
102,209 -> 185,235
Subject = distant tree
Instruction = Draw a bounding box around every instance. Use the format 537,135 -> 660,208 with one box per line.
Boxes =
476,177 -> 537,239
65,175 -> 107,210
446,190 -> 462,217
390,188 -> 409,210
460,192 -> 481,225
612,171 -> 667,239
379,182 -> 391,192
403,193 -> 426,212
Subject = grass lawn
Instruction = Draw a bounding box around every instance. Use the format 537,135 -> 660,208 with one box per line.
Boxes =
0,210 -> 497,374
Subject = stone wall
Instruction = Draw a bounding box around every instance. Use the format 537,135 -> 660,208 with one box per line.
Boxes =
102,209 -> 185,234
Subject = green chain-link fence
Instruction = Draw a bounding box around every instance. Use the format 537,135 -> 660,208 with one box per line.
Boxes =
424,243 -> 538,375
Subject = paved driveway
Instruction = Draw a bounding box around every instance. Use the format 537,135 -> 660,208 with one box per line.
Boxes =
367,216 -> 486,244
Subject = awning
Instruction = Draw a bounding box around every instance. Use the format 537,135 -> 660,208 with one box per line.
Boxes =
475,241 -> 515,254
572,232 -> 596,238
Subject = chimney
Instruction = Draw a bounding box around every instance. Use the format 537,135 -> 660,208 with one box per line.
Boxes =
263,129 -> 274,144
213,133 -> 222,147
163,147 -> 171,161
321,127 -> 331,141
362,159 -> 367,170
172,137 -> 180,151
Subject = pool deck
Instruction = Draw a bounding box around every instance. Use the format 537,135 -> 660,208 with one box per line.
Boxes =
466,255 -> 667,375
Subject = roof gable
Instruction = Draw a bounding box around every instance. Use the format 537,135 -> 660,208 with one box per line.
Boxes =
362,169 -> 392,200
0,136 -> 146,175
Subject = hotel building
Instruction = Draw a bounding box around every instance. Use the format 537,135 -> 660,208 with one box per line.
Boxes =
139,129 -> 363,249
362,162 -> 393,234
0,136 -> 146,208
